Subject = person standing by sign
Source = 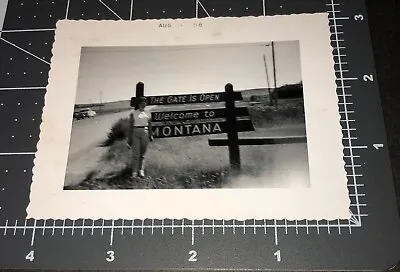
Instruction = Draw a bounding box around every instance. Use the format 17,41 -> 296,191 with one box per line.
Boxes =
128,97 -> 153,178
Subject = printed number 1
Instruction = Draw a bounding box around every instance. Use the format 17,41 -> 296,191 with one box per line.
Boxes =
25,250 -> 34,262
274,250 -> 281,262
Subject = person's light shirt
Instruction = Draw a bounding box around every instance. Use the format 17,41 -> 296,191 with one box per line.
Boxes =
133,109 -> 150,127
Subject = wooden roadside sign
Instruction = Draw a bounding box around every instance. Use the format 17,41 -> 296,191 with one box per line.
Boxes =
130,82 -> 255,172
150,106 -> 254,138
151,106 -> 250,123
152,118 -> 254,138
130,88 -> 243,107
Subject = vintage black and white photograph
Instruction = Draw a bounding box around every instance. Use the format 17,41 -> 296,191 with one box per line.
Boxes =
63,41 -> 309,190
29,15 -> 349,220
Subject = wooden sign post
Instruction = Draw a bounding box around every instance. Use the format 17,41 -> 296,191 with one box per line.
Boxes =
130,82 -> 256,173
224,83 -> 241,172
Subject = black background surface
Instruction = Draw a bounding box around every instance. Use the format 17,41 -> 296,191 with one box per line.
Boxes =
367,0 -> 400,214
0,0 -> 399,271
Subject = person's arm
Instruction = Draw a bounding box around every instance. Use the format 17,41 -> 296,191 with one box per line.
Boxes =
128,112 -> 134,147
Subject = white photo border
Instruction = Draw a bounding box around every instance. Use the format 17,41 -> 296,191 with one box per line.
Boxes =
28,13 -> 350,220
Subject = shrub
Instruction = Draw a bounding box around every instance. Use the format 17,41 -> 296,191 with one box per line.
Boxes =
101,117 -> 130,146
250,95 -> 260,102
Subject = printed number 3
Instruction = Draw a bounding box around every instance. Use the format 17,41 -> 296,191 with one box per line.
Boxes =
106,250 -> 115,262
188,250 -> 197,262
354,14 -> 364,21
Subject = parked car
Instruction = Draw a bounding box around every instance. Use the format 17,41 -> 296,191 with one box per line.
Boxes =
73,108 -> 96,119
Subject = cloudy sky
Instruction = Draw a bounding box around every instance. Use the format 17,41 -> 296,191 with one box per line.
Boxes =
75,41 -> 302,104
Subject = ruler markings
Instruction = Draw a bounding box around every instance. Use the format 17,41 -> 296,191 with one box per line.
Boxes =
350,193 -> 365,197
262,0 -> 266,16
264,219 -> 267,235
65,0 -> 70,18
3,219 -> 8,235
61,220 -> 65,236
330,0 -> 363,224
191,220 -> 195,246
30,220 -> 36,246
0,152 -> 36,156
329,17 -> 349,20
141,220 -> 144,235
0,222 -> 367,229
243,221 -> 246,235
284,219 -> 288,234
306,220 -> 309,235
110,220 -> 114,246
0,28 -> 55,33
274,220 -> 278,245
42,219 -> 46,236
232,220 -> 235,234
337,219 -> 341,235
0,3 -> 378,258
348,219 -> 352,234
23,220 -> 27,236
52,220 -> 55,236
13,219 -> 17,236
130,0 -> 134,20
327,220 -> 331,234
81,219 -> 85,236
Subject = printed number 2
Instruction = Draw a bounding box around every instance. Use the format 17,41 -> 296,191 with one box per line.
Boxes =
25,250 -> 34,262
188,250 -> 198,262
106,250 -> 115,262
363,74 -> 374,82
354,14 -> 364,21
274,250 -> 281,262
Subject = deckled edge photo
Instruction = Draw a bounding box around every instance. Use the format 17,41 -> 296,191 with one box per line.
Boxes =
28,13 -> 350,220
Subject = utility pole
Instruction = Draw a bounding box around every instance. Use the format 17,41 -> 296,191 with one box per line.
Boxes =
263,54 -> 271,103
271,41 -> 278,107
99,90 -> 103,113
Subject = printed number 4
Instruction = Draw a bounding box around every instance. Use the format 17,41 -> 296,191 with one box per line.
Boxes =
354,14 -> 364,21
106,250 -> 115,262
188,250 -> 197,262
25,250 -> 34,262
